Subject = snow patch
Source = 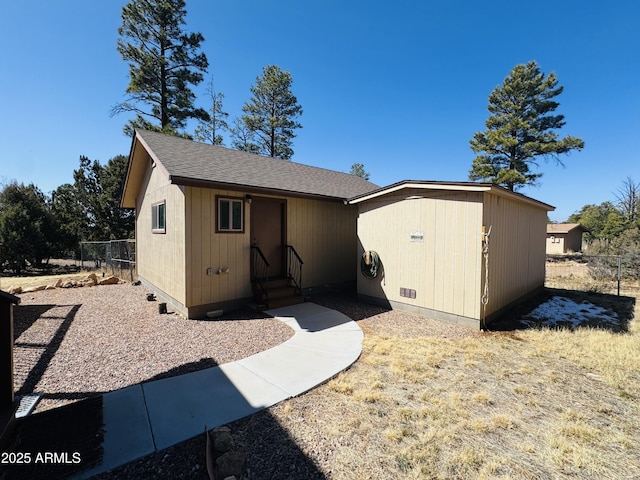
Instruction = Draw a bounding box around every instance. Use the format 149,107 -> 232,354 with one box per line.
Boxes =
522,296 -> 619,328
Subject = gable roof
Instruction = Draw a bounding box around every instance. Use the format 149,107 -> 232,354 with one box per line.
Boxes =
547,223 -> 587,234
347,180 -> 555,211
122,130 -> 379,207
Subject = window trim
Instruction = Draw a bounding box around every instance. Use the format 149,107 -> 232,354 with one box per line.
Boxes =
152,200 -> 166,234
216,196 -> 245,233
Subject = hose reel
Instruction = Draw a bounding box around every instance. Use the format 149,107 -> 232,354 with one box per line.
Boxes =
360,250 -> 381,278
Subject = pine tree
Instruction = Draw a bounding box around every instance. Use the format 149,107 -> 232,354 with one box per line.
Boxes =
241,65 -> 303,160
194,76 -> 229,145
469,61 -> 584,191
350,163 -> 371,180
0,183 -> 55,272
114,0 -> 209,135
230,118 -> 261,154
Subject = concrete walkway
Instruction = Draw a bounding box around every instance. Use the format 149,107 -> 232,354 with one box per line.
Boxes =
73,302 -> 363,479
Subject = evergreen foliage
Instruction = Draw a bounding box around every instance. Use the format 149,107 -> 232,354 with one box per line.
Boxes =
229,117 -> 261,154
71,155 -> 135,241
569,178 -> 640,256
469,61 -> 584,191
0,183 -> 55,273
194,76 -> 229,145
240,65 -> 303,160
350,163 -> 371,180
114,0 -> 209,135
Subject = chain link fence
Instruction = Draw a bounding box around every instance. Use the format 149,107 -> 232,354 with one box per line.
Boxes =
546,254 -> 640,295
80,240 -> 136,281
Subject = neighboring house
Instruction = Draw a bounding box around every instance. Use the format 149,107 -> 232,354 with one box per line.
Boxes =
348,181 -> 554,329
121,130 -> 378,318
546,223 -> 586,254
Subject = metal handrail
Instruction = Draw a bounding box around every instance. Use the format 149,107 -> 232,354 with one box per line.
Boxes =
285,244 -> 303,294
250,245 -> 270,304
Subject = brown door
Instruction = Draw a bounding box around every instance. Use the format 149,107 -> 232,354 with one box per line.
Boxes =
250,198 -> 285,277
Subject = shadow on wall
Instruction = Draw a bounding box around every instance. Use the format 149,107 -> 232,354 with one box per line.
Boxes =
355,238 -> 391,310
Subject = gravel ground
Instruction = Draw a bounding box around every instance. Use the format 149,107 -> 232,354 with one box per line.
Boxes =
12,285 -> 478,479
13,283 -> 294,413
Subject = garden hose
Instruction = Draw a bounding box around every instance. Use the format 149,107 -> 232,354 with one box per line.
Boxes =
360,250 -> 380,278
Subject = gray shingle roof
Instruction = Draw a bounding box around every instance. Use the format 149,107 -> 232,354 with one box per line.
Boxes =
136,130 -> 379,200
547,223 -> 587,234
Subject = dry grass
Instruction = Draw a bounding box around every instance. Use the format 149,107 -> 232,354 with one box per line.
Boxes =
266,286 -> 640,479
8,271 -> 640,479
1,271 -> 92,290
545,258 -> 640,296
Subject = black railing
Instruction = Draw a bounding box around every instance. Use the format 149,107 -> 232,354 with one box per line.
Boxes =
251,245 -> 270,304
286,245 -> 304,294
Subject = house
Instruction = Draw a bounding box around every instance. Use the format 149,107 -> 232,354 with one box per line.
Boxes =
546,223 -> 586,254
348,181 -> 554,329
121,130 -> 378,318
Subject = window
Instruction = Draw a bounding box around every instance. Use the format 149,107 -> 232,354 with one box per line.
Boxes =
152,201 -> 166,233
217,197 -> 244,232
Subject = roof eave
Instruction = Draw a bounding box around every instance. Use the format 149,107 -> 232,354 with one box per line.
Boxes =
487,185 -> 555,211
169,175 -> 353,203
347,180 -> 555,211
121,130 -> 171,209
347,180 -> 493,204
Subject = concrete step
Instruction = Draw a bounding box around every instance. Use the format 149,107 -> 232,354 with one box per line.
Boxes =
268,285 -> 298,300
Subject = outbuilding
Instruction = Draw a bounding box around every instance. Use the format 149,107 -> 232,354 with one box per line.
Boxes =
546,223 -> 587,254
348,181 -> 554,329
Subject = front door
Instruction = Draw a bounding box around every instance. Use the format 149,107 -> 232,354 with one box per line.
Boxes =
250,198 -> 285,277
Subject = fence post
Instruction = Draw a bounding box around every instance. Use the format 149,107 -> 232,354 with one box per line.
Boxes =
617,255 -> 621,297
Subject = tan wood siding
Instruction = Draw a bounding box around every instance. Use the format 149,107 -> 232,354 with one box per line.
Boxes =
286,197 -> 358,289
136,156 -> 186,304
546,229 -> 582,254
185,187 -> 252,309
481,193 -> 547,318
184,188 -> 356,310
356,189 -> 483,320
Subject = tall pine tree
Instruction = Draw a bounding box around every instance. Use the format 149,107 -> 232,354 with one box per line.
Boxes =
469,61 -> 584,191
240,65 -> 303,160
114,0 -> 209,135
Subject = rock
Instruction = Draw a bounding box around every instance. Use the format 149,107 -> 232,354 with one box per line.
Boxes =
99,276 -> 120,285
22,285 -> 46,293
216,451 -> 245,480
61,280 -> 77,288
84,273 -> 98,286
213,431 -> 234,453
7,285 -> 22,295
47,278 -> 62,289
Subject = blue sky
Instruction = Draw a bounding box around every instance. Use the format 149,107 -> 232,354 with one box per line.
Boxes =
1,1 -> 638,222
